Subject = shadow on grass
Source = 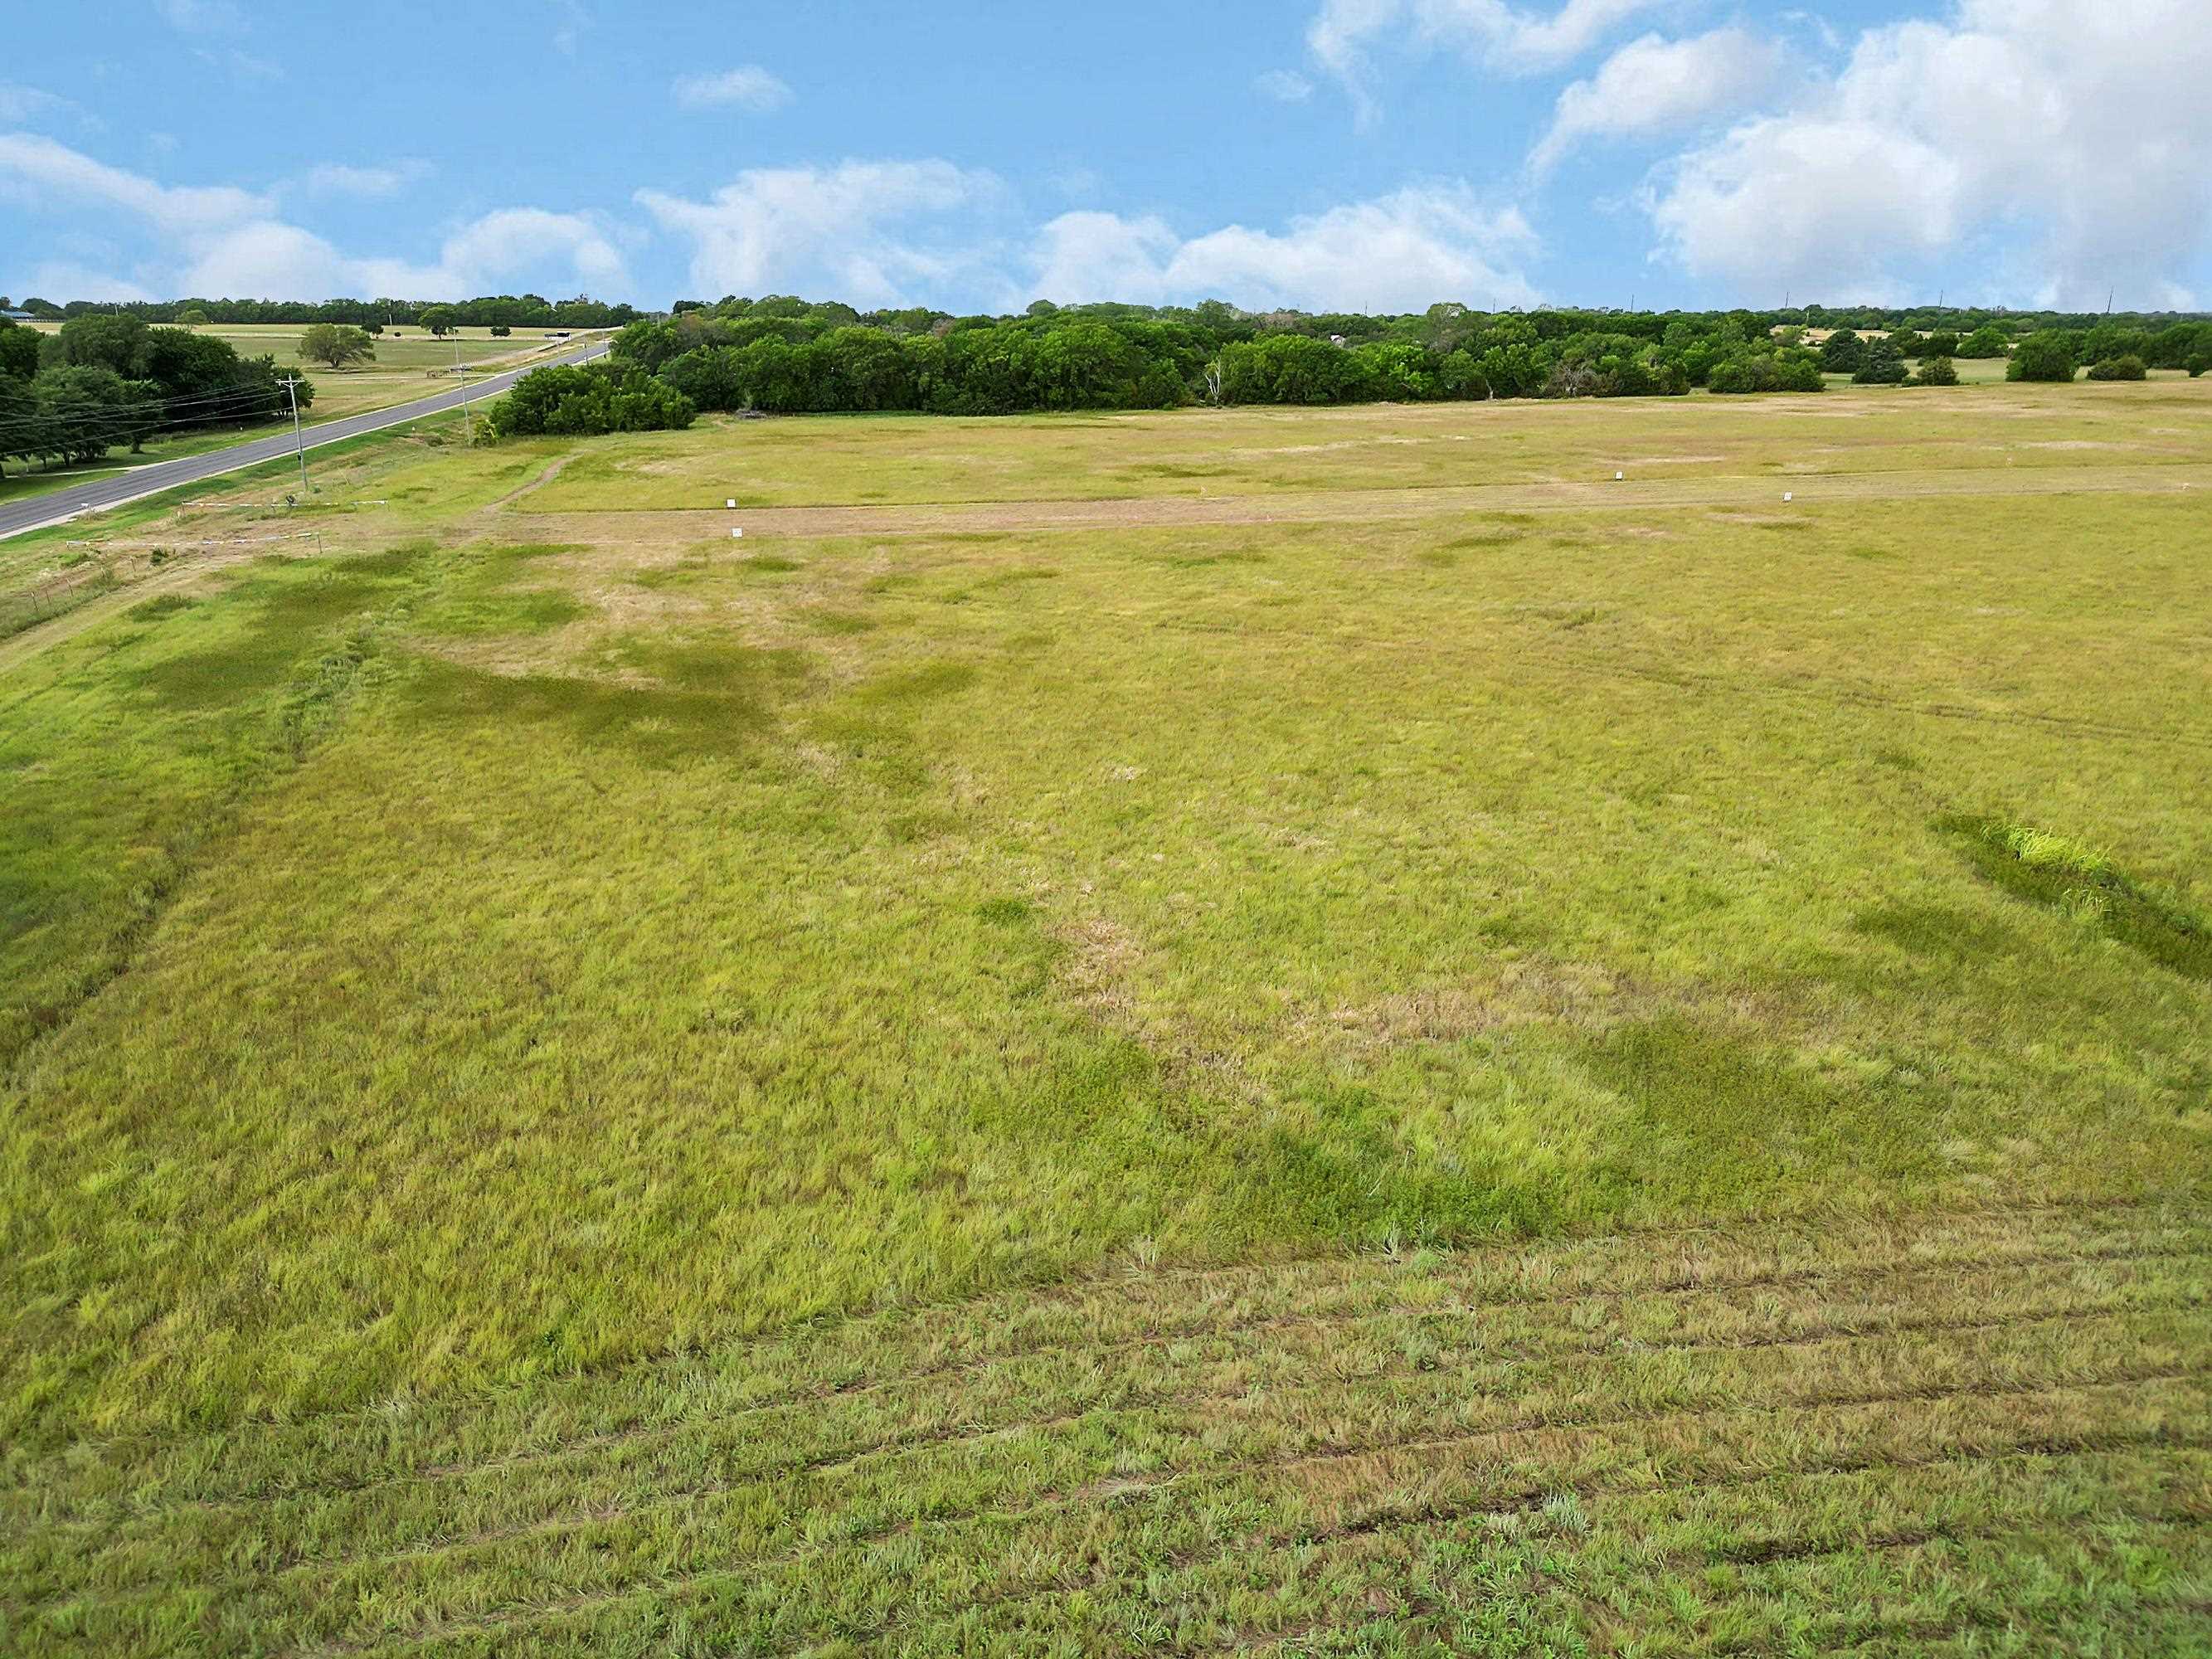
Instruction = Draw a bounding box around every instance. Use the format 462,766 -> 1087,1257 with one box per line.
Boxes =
397,655 -> 780,766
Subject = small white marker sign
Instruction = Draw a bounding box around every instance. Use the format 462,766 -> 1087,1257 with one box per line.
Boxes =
726,499 -> 737,508
1784,492 -> 1794,503
1615,471 -> 1624,481
732,528 -> 744,539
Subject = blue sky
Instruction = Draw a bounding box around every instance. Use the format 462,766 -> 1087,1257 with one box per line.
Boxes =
3,0 -> 2209,313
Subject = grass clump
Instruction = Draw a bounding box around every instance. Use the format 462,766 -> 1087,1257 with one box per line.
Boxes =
1942,814 -> 2211,980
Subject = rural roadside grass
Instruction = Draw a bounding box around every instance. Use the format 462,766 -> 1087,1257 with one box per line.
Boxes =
1,377 -> 2207,1652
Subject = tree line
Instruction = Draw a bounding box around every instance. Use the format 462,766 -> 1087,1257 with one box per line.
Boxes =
0,314 -> 308,478
1816,321 -> 2210,382
492,301 -> 1816,433
484,296 -> 2212,435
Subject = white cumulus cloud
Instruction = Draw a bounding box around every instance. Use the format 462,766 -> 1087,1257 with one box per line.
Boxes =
1,134 -> 627,301
1310,0 -> 1670,118
1530,29 -> 1782,175
301,160 -> 430,198
673,65 -> 795,114
1645,0 -> 2212,306
182,208 -> 628,300
637,160 -> 1002,306
1032,186 -> 1541,313
1,84 -> 72,124
0,131 -> 270,234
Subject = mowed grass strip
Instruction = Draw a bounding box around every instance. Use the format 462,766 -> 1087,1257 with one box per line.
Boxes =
14,1248 -> 2202,1593
136,1379 -> 2212,1656
6,1199 -> 2196,1515
7,1205 -> 2205,1655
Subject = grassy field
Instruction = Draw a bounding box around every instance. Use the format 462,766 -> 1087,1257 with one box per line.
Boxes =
2,377 -> 2208,1653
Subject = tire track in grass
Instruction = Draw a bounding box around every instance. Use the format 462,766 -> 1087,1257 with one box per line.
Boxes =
27,1289 -> 2200,1613
14,1210 -> 2202,1521
27,1354 -> 2200,1638
15,1235 -> 2203,1584
865,1450 -> 2212,1657
258,1357 -> 2212,1652
301,1381 -> 2212,1657
1197,1519 -> 2212,1659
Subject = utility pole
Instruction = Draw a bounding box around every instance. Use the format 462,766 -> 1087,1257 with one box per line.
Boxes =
280,377 -> 309,495
454,338 -> 473,443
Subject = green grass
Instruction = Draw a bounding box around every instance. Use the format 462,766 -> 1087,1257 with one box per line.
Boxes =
510,377 -> 2212,510
3,1206 -> 2206,1654
2,380 -> 2209,1652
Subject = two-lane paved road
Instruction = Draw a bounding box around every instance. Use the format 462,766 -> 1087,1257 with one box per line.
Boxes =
0,339 -> 610,541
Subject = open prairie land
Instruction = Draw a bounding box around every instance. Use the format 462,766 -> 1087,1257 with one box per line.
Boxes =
2,378 -> 2209,1654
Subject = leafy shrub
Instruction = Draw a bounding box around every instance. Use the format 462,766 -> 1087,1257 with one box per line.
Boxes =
2005,331 -> 2078,382
1912,355 -> 1959,387
2085,354 -> 2146,381
1957,324 -> 2012,358
1708,351 -> 1825,394
2189,354 -> 2210,377
485,362 -> 696,437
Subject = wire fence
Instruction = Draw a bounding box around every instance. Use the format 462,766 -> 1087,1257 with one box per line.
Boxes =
1,532 -> 328,643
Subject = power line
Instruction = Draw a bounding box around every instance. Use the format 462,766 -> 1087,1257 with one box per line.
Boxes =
0,382 -> 286,421
0,395 -> 289,441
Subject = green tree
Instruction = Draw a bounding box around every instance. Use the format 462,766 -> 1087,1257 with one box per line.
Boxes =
2082,323 -> 2148,363
486,362 -> 694,437
31,364 -> 135,465
0,372 -> 36,477
2085,354 -> 2146,381
298,324 -> 377,370
0,318 -> 39,382
1853,338 -> 1909,384
419,306 -> 458,338
2006,331 -> 2078,382
2145,324 -> 2210,369
177,307 -> 211,331
1957,324 -> 2010,358
1922,331 -> 1959,358
1886,327 -> 1921,358
53,313 -> 151,377
1912,355 -> 1959,387
1818,330 -> 1865,374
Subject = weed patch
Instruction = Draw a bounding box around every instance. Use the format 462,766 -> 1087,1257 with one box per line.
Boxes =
1940,814 -> 2212,980
124,595 -> 197,622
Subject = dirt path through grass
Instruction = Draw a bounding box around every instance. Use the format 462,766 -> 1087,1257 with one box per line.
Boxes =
501,459 -> 2210,543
